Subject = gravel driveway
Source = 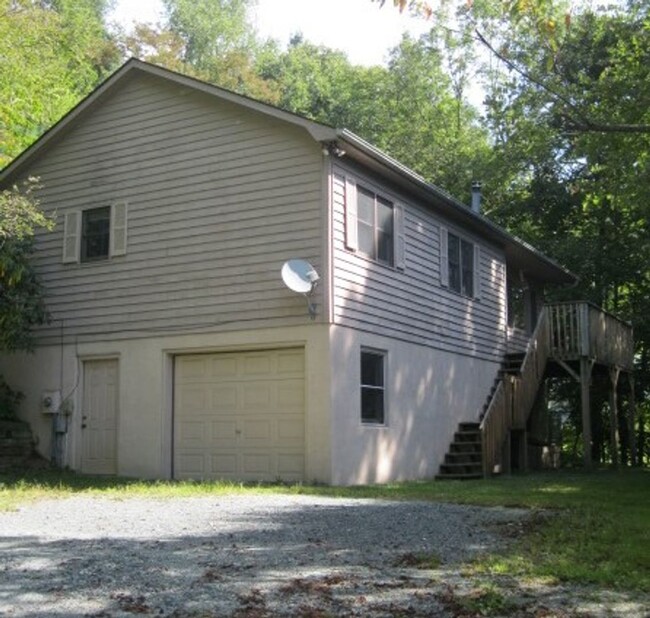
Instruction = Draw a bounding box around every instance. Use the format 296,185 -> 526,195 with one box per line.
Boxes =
0,495 -> 646,617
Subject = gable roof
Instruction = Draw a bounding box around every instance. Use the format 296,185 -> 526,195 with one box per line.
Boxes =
0,58 -> 575,285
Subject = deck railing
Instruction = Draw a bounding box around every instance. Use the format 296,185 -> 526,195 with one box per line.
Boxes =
547,301 -> 633,369
480,302 -> 633,476
481,308 -> 550,476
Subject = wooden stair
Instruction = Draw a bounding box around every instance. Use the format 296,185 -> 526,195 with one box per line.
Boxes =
437,351 -> 529,481
435,422 -> 482,480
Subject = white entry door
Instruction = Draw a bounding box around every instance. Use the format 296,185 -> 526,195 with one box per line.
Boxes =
174,348 -> 305,482
81,359 -> 118,474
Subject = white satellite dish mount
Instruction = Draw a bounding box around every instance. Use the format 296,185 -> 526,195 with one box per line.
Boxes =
281,259 -> 320,319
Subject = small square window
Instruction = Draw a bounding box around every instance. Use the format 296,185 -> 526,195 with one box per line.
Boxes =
81,207 -> 110,262
360,350 -> 386,424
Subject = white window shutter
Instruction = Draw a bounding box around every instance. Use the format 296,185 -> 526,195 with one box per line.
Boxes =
344,177 -> 358,251
439,225 -> 449,287
473,244 -> 482,299
394,203 -> 405,270
62,211 -> 81,264
110,201 -> 128,257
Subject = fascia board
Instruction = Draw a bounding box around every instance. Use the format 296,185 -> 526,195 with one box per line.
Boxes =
336,129 -> 577,285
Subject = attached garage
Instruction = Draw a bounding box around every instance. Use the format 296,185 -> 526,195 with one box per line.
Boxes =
173,348 -> 305,481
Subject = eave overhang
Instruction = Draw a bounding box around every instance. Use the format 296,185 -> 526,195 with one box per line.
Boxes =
336,130 -> 577,286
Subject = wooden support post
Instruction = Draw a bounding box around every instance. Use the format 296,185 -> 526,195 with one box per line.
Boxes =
580,357 -> 593,469
608,367 -> 621,469
628,374 -> 637,467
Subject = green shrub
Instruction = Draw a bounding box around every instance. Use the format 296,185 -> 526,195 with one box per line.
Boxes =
0,375 -> 24,420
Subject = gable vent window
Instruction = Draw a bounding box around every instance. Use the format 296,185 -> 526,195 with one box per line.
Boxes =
63,202 -> 128,264
440,226 -> 481,299
345,177 -> 405,270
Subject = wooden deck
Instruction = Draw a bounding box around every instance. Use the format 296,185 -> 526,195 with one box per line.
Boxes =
480,301 -> 634,475
547,301 -> 633,370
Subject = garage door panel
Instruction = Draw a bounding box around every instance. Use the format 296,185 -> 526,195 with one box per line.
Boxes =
178,358 -> 206,380
277,418 -> 304,442
211,419 -> 238,443
243,384 -> 273,408
211,454 -> 238,475
177,454 -> 205,476
242,453 -> 273,475
277,351 -> 304,374
177,386 -> 206,411
244,354 -> 272,376
211,385 -> 238,410
210,357 -> 238,378
174,349 -> 305,481
242,419 -> 271,441
277,379 -> 305,407
178,420 -> 205,445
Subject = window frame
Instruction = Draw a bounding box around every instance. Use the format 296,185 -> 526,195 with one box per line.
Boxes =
445,230 -> 477,298
344,175 -> 405,270
62,201 -> 128,265
360,348 -> 387,426
80,206 -> 111,262
356,185 -> 394,266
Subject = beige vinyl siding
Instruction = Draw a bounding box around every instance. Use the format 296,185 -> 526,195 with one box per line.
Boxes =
332,167 -> 507,362
26,74 -> 325,344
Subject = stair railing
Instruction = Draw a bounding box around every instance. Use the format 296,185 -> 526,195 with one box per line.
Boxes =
480,308 -> 550,476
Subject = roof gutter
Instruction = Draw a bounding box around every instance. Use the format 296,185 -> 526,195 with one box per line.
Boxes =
336,129 -> 577,286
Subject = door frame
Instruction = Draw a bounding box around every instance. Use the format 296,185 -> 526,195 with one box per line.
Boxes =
170,345 -> 307,482
77,355 -> 120,474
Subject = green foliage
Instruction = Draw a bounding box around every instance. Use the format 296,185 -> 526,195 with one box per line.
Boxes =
0,179 -> 54,352
122,0 -> 278,102
0,375 -> 24,420
0,0 -> 120,167
261,32 -> 490,199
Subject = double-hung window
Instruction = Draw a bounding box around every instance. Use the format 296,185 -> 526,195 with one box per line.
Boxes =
344,177 -> 405,270
80,207 -> 111,261
448,232 -> 474,297
63,202 -> 128,264
440,227 -> 481,299
360,350 -> 386,424
357,186 -> 394,266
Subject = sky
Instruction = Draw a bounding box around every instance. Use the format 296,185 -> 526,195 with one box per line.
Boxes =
107,0 -> 432,67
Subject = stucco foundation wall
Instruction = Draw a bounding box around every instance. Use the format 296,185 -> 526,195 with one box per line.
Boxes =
0,325 -> 332,483
329,325 -> 500,485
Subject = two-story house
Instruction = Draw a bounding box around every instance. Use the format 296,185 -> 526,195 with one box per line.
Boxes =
0,59 -> 634,483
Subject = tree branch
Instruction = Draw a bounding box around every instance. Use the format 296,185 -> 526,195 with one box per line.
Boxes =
474,28 -> 650,135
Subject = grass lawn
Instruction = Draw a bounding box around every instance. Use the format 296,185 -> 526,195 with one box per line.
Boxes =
1,467 -> 648,591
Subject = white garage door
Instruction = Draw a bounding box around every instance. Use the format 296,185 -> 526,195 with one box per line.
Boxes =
173,348 -> 305,481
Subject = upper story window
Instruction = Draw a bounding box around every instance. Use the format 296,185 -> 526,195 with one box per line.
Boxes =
81,207 -> 110,261
63,202 -> 128,264
448,232 -> 474,297
357,186 -> 394,266
440,226 -> 481,299
344,176 -> 405,270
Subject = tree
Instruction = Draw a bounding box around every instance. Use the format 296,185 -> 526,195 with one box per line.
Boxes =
261,33 -> 490,199
0,178 -> 54,352
375,0 -> 650,465
0,0 -> 120,167
121,0 -> 279,102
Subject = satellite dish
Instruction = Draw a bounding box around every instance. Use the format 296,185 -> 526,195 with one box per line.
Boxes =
281,259 -> 319,318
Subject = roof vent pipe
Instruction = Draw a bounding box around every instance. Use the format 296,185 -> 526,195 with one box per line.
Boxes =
471,181 -> 482,214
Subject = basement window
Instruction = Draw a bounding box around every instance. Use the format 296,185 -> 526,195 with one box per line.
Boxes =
360,350 -> 386,425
